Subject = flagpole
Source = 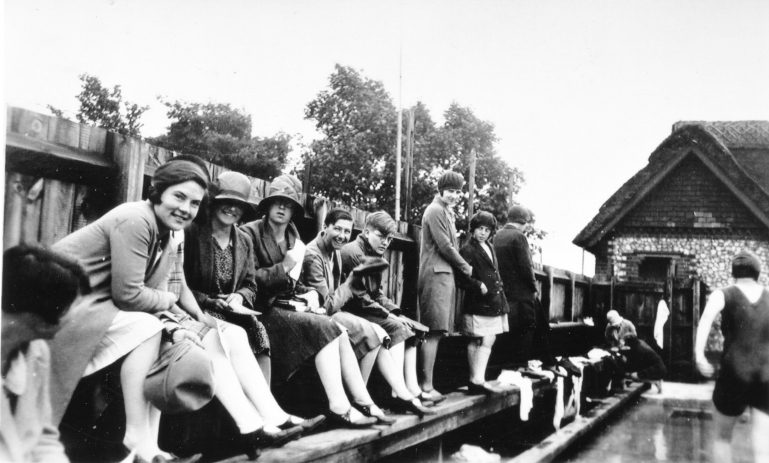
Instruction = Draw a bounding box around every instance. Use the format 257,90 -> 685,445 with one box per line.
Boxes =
395,40 -> 403,222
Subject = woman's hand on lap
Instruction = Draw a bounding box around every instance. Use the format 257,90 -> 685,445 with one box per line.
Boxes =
172,328 -> 204,348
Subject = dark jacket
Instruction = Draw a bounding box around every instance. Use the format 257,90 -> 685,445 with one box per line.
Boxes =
340,235 -> 399,318
240,219 -> 311,304
458,238 -> 510,317
183,222 -> 259,309
302,232 -> 355,315
494,224 -> 537,302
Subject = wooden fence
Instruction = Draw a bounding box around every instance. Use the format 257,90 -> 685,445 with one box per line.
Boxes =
5,106 -> 599,328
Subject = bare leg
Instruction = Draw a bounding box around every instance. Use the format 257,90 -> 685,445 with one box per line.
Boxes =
751,407 -> 769,462
712,408 -> 739,463
376,347 -> 415,400
404,343 -> 421,397
419,332 -> 442,393
257,353 -> 272,387
202,329 -> 264,434
122,332 -> 170,461
218,326 -> 289,427
358,346 -> 380,384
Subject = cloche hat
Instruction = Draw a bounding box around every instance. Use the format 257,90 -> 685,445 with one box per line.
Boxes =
257,174 -> 305,220
212,171 -> 257,223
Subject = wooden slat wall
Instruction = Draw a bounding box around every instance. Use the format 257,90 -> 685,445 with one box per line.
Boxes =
4,107 -> 597,332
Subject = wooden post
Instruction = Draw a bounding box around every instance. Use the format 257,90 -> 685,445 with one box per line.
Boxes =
467,148 -> 476,231
691,279 -> 701,377
107,132 -> 147,204
509,174 -> 515,207
303,158 -> 313,196
403,109 -> 415,222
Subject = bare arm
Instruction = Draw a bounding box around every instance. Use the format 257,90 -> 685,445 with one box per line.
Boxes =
695,289 -> 725,377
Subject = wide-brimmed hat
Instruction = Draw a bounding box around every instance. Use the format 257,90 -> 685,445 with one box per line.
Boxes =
211,171 -> 257,223
257,174 -> 305,220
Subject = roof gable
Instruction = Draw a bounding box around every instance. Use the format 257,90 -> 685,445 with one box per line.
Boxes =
574,123 -> 769,250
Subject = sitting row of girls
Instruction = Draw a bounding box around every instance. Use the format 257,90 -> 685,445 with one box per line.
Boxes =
39,156 -> 434,463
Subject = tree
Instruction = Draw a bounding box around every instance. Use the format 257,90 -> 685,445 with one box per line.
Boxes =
304,64 -> 398,209
49,74 -> 148,136
149,100 -> 291,180
302,65 -> 529,233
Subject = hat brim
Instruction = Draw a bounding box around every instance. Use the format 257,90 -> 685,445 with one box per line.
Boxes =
351,257 -> 389,276
211,195 -> 258,224
256,194 -> 305,221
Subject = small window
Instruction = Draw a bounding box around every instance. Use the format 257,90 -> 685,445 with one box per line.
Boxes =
639,257 -> 671,280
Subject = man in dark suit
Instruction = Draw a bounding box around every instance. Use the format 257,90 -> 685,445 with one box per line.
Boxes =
495,206 -> 538,365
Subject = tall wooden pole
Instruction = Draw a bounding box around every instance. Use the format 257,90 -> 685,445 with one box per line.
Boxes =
509,174 -> 515,207
467,148 -> 476,232
394,44 -> 403,221
403,108 -> 415,221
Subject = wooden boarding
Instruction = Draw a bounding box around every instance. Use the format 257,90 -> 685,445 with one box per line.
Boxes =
508,382 -> 648,463
217,373 -> 594,463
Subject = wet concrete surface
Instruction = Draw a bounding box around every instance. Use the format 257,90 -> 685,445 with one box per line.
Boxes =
554,382 -> 753,463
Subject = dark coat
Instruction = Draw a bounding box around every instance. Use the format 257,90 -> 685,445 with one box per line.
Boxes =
184,222 -> 259,309
240,219 -> 310,303
418,196 -> 473,331
458,238 -> 510,317
494,224 -> 537,303
340,235 -> 399,318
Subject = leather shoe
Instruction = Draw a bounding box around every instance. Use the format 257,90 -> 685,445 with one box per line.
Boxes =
395,397 -> 437,417
151,454 -> 202,463
327,407 -> 378,428
558,358 -> 582,377
353,402 -> 397,425
419,390 -> 446,405
279,414 -> 326,434
466,381 -> 505,395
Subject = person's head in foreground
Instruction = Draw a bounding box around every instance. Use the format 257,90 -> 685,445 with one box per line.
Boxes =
731,249 -> 761,281
321,208 -> 354,251
363,211 -> 397,256
470,211 -> 497,243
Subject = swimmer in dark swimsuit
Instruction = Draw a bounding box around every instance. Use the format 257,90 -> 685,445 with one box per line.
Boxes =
695,249 -> 769,463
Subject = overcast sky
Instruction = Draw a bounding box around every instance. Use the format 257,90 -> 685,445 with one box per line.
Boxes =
5,0 -> 769,275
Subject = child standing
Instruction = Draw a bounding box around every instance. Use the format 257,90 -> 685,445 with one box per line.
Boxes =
459,211 -> 510,394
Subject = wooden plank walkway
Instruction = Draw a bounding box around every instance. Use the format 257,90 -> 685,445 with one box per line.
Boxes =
217,360 -> 621,463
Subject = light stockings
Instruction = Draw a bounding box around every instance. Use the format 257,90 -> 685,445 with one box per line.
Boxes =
202,329 -> 264,434
358,346 -> 380,384
121,332 -> 170,461
375,343 -> 414,400
468,336 -> 495,384
338,332 -> 378,407
403,344 -> 421,396
219,326 -> 289,427
418,333 -> 442,392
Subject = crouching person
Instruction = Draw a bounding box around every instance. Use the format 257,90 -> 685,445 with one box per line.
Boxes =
1,245 -> 90,463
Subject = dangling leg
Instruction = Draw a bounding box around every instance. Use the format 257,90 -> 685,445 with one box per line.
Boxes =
257,354 -> 272,387
389,341 -> 406,397
122,332 -> 170,461
315,334 -> 372,425
358,345 -> 380,384
202,329 -> 265,434
403,342 -> 422,397
376,346 -> 415,400
219,325 -> 288,427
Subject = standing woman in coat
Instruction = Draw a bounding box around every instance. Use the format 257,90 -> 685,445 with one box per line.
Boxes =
183,171 -> 272,381
241,175 -> 385,427
458,211 -> 510,395
417,171 -> 473,402
49,156 -> 211,462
